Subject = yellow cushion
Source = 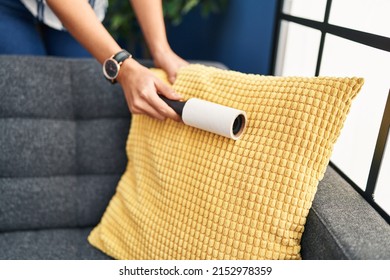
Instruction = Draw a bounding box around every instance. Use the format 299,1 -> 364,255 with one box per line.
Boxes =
88,64 -> 363,259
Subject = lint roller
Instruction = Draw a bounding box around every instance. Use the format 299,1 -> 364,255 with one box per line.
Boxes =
160,95 -> 247,140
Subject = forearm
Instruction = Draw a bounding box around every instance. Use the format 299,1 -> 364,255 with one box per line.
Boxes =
46,0 -> 182,122
46,0 -> 122,64
130,0 -> 170,56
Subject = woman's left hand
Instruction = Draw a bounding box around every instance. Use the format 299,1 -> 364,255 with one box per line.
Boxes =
153,48 -> 189,84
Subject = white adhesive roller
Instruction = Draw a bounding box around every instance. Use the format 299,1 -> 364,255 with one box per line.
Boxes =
182,98 -> 246,140
160,96 -> 247,140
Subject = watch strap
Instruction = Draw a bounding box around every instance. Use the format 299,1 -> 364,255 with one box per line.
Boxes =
113,50 -> 132,64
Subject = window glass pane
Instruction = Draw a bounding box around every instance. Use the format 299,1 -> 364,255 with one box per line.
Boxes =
375,131 -> 390,215
275,21 -> 321,76
283,0 -> 327,22
329,0 -> 390,37
320,34 -> 390,190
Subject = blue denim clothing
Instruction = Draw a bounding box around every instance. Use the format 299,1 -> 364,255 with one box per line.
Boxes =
0,0 -> 91,57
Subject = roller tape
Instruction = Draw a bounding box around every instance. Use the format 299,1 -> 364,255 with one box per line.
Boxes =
160,96 -> 247,140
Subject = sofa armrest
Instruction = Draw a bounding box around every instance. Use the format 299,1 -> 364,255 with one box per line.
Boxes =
301,165 -> 390,259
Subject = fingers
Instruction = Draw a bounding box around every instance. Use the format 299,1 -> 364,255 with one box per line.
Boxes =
155,77 -> 182,100
148,90 -> 182,122
168,73 -> 176,84
118,60 -> 183,122
130,95 -> 166,121
152,48 -> 189,84
163,61 -> 188,84
153,80 -> 181,121
129,78 -> 181,122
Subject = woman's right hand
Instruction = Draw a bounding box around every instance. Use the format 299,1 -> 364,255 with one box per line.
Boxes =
116,58 -> 182,122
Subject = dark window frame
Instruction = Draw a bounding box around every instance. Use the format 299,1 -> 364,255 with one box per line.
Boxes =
271,0 -> 390,224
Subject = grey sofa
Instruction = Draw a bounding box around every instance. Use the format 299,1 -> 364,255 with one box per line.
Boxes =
0,56 -> 389,260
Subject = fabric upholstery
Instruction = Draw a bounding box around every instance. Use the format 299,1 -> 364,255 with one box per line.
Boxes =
302,166 -> 390,260
0,228 -> 111,260
88,64 -> 364,260
0,55 -> 130,231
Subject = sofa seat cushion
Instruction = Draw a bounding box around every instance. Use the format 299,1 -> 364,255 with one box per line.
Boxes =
0,228 -> 111,260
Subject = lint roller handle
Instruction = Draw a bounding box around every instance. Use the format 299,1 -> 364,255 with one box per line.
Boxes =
159,95 -> 186,116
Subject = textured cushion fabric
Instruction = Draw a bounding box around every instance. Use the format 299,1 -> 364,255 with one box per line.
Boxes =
0,55 -> 130,231
0,228 -> 111,260
88,64 -> 364,260
302,166 -> 390,260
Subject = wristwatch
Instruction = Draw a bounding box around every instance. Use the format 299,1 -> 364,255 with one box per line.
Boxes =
102,49 -> 132,84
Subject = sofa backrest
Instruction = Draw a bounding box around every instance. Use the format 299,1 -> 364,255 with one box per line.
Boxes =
0,55 -> 135,231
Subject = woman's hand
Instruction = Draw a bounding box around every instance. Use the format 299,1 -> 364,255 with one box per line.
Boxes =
153,48 -> 189,84
116,58 -> 182,122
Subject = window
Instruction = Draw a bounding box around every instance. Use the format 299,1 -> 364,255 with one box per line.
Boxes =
272,0 -> 390,222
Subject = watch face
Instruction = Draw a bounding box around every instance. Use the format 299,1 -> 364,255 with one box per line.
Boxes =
103,59 -> 119,79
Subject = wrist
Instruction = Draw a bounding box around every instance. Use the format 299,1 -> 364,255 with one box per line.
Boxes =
116,58 -> 139,84
150,44 -> 172,61
102,49 -> 132,84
